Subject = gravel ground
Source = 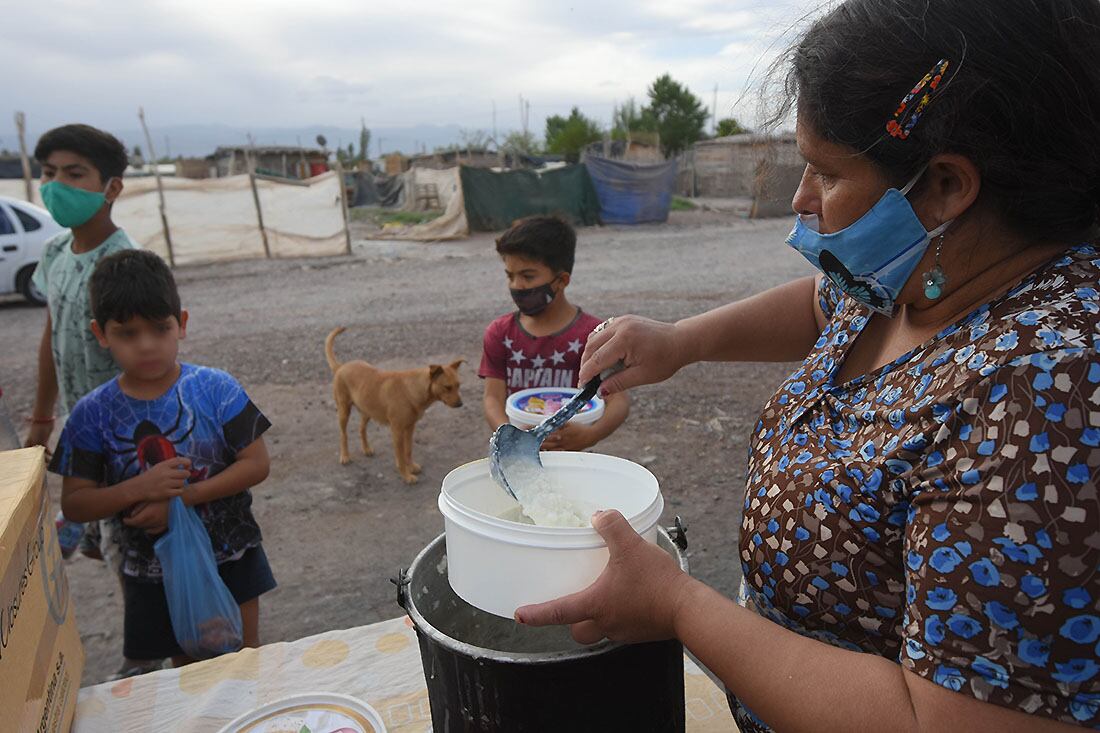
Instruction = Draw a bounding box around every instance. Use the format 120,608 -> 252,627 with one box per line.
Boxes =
0,209 -> 812,685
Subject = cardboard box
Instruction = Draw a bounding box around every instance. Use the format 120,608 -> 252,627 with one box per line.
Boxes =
0,447 -> 84,733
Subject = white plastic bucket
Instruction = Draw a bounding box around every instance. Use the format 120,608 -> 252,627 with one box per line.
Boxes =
438,453 -> 663,618
505,387 -> 605,429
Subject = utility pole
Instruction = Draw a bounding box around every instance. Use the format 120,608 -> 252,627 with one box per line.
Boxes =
519,94 -> 530,138
713,84 -> 718,136
14,112 -> 33,203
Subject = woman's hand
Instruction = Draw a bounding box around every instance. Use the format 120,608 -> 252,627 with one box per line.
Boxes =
514,510 -> 698,644
578,316 -> 691,397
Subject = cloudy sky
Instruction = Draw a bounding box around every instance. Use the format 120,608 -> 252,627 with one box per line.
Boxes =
7,0 -> 824,148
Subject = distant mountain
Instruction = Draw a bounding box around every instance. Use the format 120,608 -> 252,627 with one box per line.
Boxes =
18,123 -> 468,159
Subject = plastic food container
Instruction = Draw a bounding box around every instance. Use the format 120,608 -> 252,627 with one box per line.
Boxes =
217,692 -> 386,733
438,453 -> 663,618
505,387 -> 604,429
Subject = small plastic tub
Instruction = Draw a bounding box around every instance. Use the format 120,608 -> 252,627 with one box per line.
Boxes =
505,387 -> 604,429
438,453 -> 663,618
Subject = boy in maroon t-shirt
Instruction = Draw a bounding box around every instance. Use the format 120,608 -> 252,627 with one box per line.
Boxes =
479,216 -> 629,451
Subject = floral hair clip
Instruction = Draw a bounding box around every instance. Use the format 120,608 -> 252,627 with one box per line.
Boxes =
886,59 -> 950,140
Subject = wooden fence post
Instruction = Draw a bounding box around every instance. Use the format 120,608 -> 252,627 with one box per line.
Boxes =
246,134 -> 272,259
333,160 -> 353,255
137,107 -> 176,266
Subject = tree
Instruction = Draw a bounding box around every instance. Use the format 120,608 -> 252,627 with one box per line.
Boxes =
459,128 -> 492,150
545,107 -> 603,163
502,130 -> 541,156
641,74 -> 708,157
358,119 -> 371,161
611,97 -> 653,141
717,117 -> 750,137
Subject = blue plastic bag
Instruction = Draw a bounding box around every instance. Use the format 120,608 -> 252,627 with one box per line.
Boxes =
154,496 -> 243,659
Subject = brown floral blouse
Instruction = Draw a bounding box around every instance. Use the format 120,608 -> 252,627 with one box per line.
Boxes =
731,244 -> 1100,730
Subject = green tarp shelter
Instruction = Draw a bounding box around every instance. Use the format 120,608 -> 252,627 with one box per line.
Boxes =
460,165 -> 601,232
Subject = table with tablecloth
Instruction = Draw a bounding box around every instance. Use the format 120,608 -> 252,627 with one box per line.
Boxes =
73,615 -> 737,732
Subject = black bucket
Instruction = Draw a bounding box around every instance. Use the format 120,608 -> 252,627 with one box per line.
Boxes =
396,524 -> 689,732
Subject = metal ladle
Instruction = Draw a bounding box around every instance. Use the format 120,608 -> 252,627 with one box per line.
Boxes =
489,363 -> 623,501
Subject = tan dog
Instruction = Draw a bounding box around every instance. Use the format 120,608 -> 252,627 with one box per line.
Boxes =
325,327 -> 464,484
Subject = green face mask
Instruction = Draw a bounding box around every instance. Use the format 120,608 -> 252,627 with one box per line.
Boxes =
39,179 -> 112,228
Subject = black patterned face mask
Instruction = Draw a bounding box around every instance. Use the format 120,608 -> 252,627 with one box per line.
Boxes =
510,277 -> 559,316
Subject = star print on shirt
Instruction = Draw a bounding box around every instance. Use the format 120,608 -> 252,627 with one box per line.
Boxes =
531,355 -> 547,368
567,339 -> 583,354
510,349 -> 526,364
549,350 -> 565,365
503,336 -> 513,349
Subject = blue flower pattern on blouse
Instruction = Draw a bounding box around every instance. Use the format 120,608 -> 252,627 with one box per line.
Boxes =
730,246 -> 1100,731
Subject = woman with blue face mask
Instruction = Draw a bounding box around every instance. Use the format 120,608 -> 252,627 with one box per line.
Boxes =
515,1 -> 1100,731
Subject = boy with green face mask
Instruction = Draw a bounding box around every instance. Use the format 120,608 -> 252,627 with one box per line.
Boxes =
26,124 -> 136,448
24,124 -> 146,676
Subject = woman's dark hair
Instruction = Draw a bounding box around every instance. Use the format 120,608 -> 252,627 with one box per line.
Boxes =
90,250 -> 181,328
777,0 -> 1100,242
34,124 -> 129,182
495,215 -> 577,273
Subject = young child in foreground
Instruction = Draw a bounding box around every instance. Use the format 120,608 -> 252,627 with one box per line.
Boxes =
51,249 -> 276,666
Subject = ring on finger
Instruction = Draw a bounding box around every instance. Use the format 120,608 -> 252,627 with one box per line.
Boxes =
593,316 -> 616,335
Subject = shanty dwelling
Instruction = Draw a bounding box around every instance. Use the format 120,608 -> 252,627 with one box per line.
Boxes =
408,148 -> 500,170
681,133 -> 801,199
208,146 -> 329,179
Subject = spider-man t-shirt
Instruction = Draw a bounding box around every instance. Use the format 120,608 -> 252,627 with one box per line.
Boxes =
50,363 -> 271,580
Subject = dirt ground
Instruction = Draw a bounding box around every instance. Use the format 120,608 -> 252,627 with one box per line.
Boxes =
0,209 -> 813,686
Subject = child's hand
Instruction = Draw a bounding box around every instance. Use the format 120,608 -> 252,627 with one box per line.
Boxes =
124,500 -> 171,535
134,458 -> 191,502
541,422 -> 596,452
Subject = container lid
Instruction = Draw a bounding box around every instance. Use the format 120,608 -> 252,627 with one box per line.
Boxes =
505,388 -> 604,425
217,692 -> 386,733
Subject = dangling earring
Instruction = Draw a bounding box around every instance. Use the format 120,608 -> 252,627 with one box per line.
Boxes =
923,234 -> 947,300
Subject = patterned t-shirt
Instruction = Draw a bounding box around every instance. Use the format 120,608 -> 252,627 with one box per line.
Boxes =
732,244 -> 1100,730
479,309 -> 603,395
31,228 -> 137,415
49,364 -> 271,580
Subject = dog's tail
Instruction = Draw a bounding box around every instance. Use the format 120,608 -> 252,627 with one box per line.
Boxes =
325,327 -> 347,373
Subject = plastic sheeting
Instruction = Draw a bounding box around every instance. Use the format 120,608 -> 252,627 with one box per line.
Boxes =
0,179 -> 39,202
402,167 -> 459,212
585,155 -> 677,225
379,167 -> 468,241
113,173 -> 347,265
351,172 -> 406,208
460,164 -> 600,232
2,175 -> 348,264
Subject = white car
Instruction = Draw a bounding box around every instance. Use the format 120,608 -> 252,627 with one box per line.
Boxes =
0,195 -> 63,306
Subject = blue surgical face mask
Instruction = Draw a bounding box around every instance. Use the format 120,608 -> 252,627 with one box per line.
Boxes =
785,169 -> 952,316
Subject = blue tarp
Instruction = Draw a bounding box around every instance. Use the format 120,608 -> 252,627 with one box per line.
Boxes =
584,156 -> 677,225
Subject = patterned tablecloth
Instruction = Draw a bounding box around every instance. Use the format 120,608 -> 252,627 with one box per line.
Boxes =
73,615 -> 737,732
